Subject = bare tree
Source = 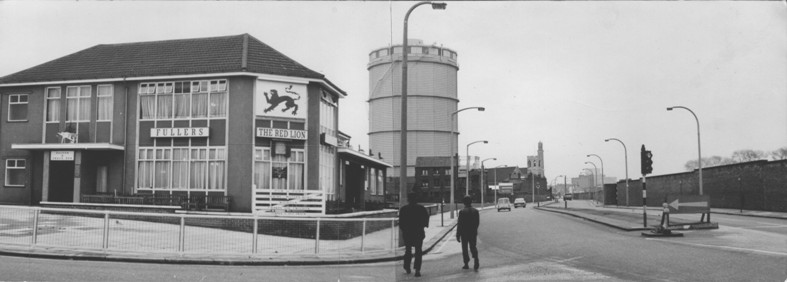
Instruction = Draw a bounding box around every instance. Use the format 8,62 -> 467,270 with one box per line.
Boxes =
731,149 -> 766,163
771,147 -> 787,160
684,156 -> 733,171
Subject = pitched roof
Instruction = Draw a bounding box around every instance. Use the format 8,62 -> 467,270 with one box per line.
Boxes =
0,34 -> 327,85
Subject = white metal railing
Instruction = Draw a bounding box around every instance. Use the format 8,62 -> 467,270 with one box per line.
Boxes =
0,205 -> 398,257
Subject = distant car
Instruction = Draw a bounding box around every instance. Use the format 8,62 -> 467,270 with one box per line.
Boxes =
514,198 -> 526,208
564,194 -> 573,201
497,198 -> 512,212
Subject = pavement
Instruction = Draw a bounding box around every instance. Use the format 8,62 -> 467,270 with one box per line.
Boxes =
1,201 -> 785,265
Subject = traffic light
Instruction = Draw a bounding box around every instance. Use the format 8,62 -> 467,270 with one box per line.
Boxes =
641,145 -> 653,175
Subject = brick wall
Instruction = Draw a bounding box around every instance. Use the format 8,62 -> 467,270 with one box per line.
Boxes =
614,160 -> 787,212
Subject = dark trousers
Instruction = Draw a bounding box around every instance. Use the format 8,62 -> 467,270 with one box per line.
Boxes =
460,234 -> 478,264
403,239 -> 424,271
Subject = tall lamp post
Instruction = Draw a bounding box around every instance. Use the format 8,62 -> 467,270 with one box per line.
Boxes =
449,107 -> 484,218
584,162 -> 598,203
466,140 -> 488,197
667,106 -> 703,195
480,158 -> 496,208
605,138 -> 629,206
553,175 -> 563,198
587,154 -> 604,205
399,1 -> 447,207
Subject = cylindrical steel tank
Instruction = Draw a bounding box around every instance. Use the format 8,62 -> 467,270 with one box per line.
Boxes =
367,39 -> 459,178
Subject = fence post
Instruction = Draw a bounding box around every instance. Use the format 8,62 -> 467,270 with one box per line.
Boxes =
252,214 -> 258,254
179,216 -> 185,253
102,212 -> 110,250
361,219 -> 367,253
390,219 -> 395,253
314,219 -> 321,254
31,209 -> 40,246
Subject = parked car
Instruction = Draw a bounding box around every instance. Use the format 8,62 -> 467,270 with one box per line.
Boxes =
514,198 -> 526,208
497,198 -> 512,212
564,194 -> 573,201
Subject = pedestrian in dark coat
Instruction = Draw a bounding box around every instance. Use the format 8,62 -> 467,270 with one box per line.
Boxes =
457,195 -> 480,270
399,192 -> 429,277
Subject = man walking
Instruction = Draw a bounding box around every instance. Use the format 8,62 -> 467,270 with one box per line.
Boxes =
457,195 -> 480,271
399,192 -> 429,277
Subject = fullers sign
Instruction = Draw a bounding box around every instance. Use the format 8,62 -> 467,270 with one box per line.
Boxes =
151,127 -> 209,138
256,128 -> 307,140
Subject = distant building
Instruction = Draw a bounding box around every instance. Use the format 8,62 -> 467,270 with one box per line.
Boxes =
526,141 -> 544,176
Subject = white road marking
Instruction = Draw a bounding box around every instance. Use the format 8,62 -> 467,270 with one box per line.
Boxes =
647,238 -> 787,257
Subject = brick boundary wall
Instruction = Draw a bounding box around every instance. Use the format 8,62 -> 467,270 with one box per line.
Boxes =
613,160 -> 787,212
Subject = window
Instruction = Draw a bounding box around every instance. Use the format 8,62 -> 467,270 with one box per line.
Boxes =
254,147 -> 305,191
97,85 -> 113,121
5,159 -> 25,187
421,170 -> 428,176
320,145 -> 336,195
139,79 -> 227,120
420,180 -> 429,188
46,88 -> 61,122
136,147 -> 226,190
377,170 -> 384,195
8,94 -> 28,121
370,169 -> 377,195
66,86 -> 91,122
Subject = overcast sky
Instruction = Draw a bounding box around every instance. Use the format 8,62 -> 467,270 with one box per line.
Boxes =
1,1 -> 785,182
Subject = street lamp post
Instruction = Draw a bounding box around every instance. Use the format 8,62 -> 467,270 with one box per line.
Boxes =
553,175 -> 563,200
399,1 -> 447,207
584,163 -> 597,202
667,106 -> 703,196
466,140 -> 488,198
587,154 -> 604,205
449,107 -> 484,218
480,158 -> 496,208
605,138 -> 629,206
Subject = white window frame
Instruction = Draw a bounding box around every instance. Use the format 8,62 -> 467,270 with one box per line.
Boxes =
136,146 -> 227,191
97,84 -> 113,121
255,147 -> 306,191
5,159 -> 26,187
66,85 -> 91,122
8,94 -> 29,122
139,79 -> 227,121
45,87 -> 61,123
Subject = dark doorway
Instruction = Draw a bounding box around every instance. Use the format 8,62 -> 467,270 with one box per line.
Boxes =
344,163 -> 365,211
49,161 -> 75,202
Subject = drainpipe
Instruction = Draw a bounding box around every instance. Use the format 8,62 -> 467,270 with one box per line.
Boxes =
121,78 -> 129,194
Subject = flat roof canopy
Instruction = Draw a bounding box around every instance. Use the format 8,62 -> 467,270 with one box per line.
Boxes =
337,148 -> 391,168
12,143 -> 125,151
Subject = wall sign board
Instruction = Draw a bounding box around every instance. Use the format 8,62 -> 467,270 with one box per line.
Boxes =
51,151 -> 74,161
151,127 -> 209,138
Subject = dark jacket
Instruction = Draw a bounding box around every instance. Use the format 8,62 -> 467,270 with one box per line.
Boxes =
457,206 -> 480,238
399,203 -> 429,240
